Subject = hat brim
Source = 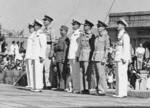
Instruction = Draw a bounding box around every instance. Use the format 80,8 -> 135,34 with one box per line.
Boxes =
72,23 -> 81,26
34,23 -> 42,27
42,18 -> 47,21
84,24 -> 94,27
117,21 -> 127,27
43,18 -> 53,22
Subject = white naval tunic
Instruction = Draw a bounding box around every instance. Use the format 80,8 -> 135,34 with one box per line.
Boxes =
68,29 -> 81,59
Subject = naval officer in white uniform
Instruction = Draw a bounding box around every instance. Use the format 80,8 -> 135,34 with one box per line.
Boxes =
113,18 -> 131,98
31,19 -> 47,92
25,23 -> 35,89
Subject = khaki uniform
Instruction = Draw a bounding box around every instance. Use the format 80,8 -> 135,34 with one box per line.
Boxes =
92,34 -> 110,93
78,31 -> 94,91
114,29 -> 131,97
43,25 -> 57,87
54,36 -> 69,89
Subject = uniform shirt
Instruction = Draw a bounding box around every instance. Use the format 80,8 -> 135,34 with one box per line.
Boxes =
32,29 -> 47,60
15,44 -> 22,60
9,44 -> 15,55
25,32 -> 36,60
43,25 -> 58,58
136,47 -> 145,61
54,36 -> 69,62
92,33 -> 110,61
114,29 -> 131,62
78,31 -> 93,61
68,29 -> 81,59
43,25 -> 57,43
145,48 -> 150,59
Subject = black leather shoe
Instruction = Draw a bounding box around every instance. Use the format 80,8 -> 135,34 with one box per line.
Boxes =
95,92 -> 106,96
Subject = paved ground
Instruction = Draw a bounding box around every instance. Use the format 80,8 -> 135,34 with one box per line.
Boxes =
0,84 -> 150,108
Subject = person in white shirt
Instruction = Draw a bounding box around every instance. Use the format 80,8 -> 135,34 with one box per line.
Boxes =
9,41 -> 16,63
135,43 -> 145,70
15,41 -> 22,61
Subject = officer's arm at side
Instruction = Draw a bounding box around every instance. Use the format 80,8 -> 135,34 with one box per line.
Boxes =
39,34 -> 47,60
122,34 -> 130,61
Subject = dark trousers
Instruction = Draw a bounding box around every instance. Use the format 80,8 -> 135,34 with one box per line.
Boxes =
56,62 -> 65,89
69,59 -> 80,91
80,61 -> 89,91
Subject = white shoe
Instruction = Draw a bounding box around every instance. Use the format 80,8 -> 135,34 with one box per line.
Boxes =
31,89 -> 42,92
25,86 -> 31,88
112,95 -> 127,98
66,88 -> 73,93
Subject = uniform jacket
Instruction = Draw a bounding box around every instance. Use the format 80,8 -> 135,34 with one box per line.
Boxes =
114,29 -> 131,62
43,25 -> 57,58
54,36 -> 69,63
68,29 -> 82,59
31,29 -> 47,60
78,31 -> 95,61
92,33 -> 110,62
25,32 -> 35,60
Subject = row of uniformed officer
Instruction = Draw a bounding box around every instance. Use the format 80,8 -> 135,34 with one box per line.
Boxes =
25,16 -> 131,97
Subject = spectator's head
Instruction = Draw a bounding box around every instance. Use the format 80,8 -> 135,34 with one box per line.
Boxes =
17,41 -> 19,45
139,43 -> 143,47
12,41 -> 15,44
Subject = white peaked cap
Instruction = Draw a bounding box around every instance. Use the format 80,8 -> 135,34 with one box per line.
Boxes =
117,18 -> 128,27
34,19 -> 43,26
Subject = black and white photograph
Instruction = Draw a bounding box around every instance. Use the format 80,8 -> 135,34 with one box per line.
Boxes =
0,0 -> 150,107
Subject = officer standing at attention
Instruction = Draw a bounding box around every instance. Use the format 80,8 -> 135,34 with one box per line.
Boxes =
67,19 -> 82,93
113,18 -> 131,98
25,23 -> 35,89
78,20 -> 94,93
32,19 -> 47,92
42,15 -> 56,88
92,20 -> 110,96
54,25 -> 69,91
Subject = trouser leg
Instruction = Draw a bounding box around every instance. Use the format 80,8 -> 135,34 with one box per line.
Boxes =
26,59 -> 31,87
80,61 -> 89,91
33,60 -> 44,90
80,62 -> 84,91
59,62 -> 65,89
27,59 -> 34,88
71,60 -> 80,91
96,62 -> 107,93
44,58 -> 51,87
89,62 -> 96,89
29,60 -> 34,88
116,61 -> 128,96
